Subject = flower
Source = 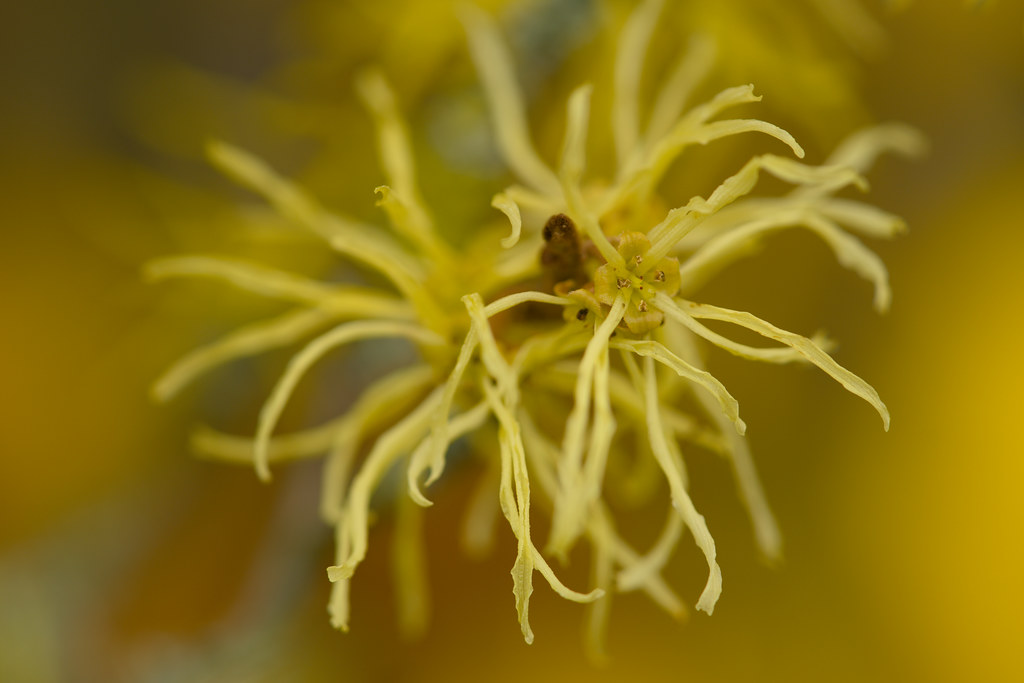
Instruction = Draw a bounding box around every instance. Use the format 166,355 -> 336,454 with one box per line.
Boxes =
149,0 -> 923,654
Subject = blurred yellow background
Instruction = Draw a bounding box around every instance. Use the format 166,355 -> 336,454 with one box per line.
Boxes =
2,1 -> 1022,681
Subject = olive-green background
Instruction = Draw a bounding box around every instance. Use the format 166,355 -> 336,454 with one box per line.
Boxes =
2,1 -> 1022,681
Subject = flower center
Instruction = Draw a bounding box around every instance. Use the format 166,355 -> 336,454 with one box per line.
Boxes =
591,231 -> 680,334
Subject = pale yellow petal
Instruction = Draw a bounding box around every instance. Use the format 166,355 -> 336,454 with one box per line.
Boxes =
460,453 -> 501,558
819,198 -> 908,239
205,141 -> 446,329
406,401 -> 489,507
549,296 -> 627,556
355,70 -> 436,242
418,327 -> 478,498
560,84 -> 594,187
657,292 -> 823,364
617,510 -> 684,592
154,307 -> 335,403
327,523 -> 353,631
482,290 -> 570,317
320,364 -> 434,523
678,298 -> 890,430
392,484 -> 430,639
519,411 -> 683,617
803,213 -> 892,313
677,206 -> 892,312
646,155 -> 867,263
582,338 -> 616,521
695,118 -> 804,158
613,0 -> 665,167
824,122 -> 927,173
491,192 -> 523,248
645,34 -> 716,150
145,254 -> 414,318
330,388 -> 444,580
643,356 -> 722,615
584,527 -> 614,665
664,321 -> 781,561
145,255 -> 336,305
612,337 -> 746,434
559,86 -> 624,267
191,413 -> 345,464
254,321 -> 444,481
356,66 -> 449,263
459,5 -> 561,197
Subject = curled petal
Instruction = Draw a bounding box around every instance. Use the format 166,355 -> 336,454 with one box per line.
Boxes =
492,192 -> 523,248
613,0 -> 666,166
662,295 -> 890,430
643,356 -> 722,614
460,5 -> 561,197
612,337 -> 746,434
254,321 -> 444,481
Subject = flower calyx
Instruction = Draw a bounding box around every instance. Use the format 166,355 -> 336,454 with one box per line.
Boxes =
593,232 -> 679,334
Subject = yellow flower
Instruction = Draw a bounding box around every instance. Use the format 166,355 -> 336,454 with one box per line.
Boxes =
150,0 -> 923,654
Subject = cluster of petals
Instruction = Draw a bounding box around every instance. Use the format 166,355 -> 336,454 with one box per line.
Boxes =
151,0 -> 923,652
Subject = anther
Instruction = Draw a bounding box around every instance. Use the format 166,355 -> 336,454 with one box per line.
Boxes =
576,308 -> 589,321
616,277 -> 630,289
634,254 -> 643,266
637,300 -> 648,312
653,270 -> 665,282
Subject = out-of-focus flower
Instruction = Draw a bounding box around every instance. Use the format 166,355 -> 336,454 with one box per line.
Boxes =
151,0 -> 922,654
